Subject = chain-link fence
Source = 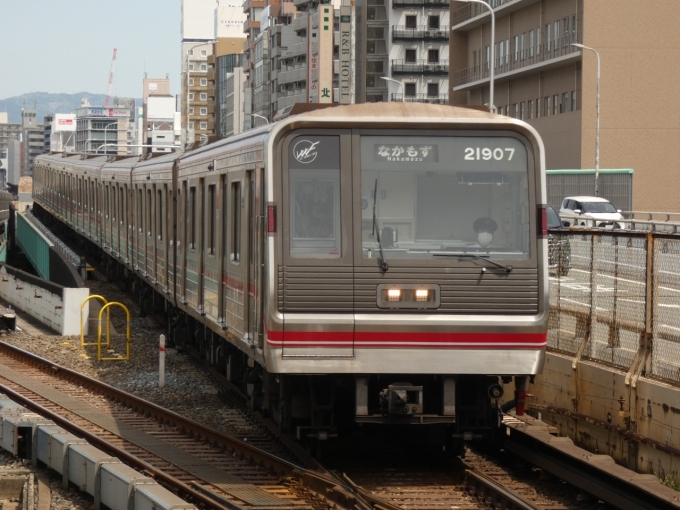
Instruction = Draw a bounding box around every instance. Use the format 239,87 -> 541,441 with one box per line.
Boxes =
548,229 -> 680,384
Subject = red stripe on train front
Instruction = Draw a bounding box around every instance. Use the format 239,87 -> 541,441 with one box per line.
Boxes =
265,331 -> 547,349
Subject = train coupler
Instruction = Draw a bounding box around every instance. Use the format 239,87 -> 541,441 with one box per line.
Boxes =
379,383 -> 424,415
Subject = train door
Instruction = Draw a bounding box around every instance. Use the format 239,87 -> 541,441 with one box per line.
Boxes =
223,171 -> 248,339
202,173 -> 220,321
147,185 -> 156,281
185,178 -> 204,309
280,132 -> 354,357
250,168 -> 265,350
176,180 -> 187,302
156,184 -> 167,290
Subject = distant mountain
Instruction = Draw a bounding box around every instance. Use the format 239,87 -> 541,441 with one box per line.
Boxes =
0,92 -> 142,124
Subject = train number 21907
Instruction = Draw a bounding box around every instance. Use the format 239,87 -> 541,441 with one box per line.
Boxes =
464,147 -> 515,161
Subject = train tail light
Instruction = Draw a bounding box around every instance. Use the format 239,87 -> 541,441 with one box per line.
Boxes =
414,289 -> 429,302
267,204 -> 277,233
538,204 -> 548,237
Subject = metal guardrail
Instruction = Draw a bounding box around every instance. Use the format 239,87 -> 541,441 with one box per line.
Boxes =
24,210 -> 82,269
548,228 -> 680,386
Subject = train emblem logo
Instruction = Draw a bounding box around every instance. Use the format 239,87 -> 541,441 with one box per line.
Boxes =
293,140 -> 320,164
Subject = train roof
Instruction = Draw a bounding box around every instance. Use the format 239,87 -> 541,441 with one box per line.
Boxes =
293,102 -> 499,121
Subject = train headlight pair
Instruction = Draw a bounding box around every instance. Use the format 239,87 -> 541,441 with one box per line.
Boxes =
378,284 -> 439,309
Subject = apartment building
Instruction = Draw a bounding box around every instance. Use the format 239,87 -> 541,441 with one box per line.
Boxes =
450,0 -> 680,211
74,106 -> 130,155
385,0 -> 450,103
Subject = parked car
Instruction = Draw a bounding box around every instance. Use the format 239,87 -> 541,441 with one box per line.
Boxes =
547,205 -> 571,277
559,196 -> 627,229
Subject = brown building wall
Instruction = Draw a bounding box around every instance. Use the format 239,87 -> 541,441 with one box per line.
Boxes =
581,0 -> 680,211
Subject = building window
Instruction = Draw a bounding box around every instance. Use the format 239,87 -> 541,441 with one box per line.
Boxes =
188,93 -> 194,100
553,94 -> 559,114
563,17 -> 569,46
200,108 -> 208,115
571,90 -> 576,111
544,96 -> 550,116
499,41 -> 504,67
189,122 -> 194,129
405,49 -> 417,62
505,39 -> 509,63
427,83 -> 438,97
513,36 -> 518,61
554,21 -> 560,48
562,92 -> 569,113
527,100 -> 533,119
188,78 -> 194,86
572,14 -> 577,40
428,15 -> 439,29
546,23 -> 551,52
529,31 -> 534,58
200,64 -> 207,71
536,28 -> 541,54
200,122 -> 208,130
200,93 -> 207,100
200,79 -> 207,86
512,103 -> 518,118
405,15 -> 417,29
520,102 -> 525,119
486,45 -> 490,69
189,64 -> 194,71
520,33 -> 526,60
200,49 -> 207,56
428,49 -> 439,63
535,98 -> 540,117
188,49 -> 194,56
405,83 -> 416,97
189,107 -> 195,115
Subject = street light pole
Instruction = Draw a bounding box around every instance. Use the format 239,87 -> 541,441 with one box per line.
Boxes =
572,43 -> 600,196
251,113 -> 269,126
458,0 -> 495,113
103,121 -> 118,155
381,76 -> 404,102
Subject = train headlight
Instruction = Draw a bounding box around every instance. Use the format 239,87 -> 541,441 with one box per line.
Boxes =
377,284 -> 440,309
387,288 -> 402,301
414,289 -> 429,302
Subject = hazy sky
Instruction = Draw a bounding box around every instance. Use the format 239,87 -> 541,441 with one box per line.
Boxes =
0,0 -> 182,99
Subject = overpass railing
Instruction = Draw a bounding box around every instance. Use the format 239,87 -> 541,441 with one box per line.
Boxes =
548,228 -> 680,386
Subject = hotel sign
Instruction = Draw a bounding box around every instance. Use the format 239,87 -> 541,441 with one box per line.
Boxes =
339,6 -> 351,104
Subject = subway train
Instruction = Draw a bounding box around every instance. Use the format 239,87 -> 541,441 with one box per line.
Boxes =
33,103 -> 549,451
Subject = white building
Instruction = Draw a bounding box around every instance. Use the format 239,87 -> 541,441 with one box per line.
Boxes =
75,106 -> 130,155
146,96 -> 181,153
44,114 -> 76,153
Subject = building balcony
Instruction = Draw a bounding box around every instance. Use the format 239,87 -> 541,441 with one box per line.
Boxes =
392,25 -> 449,41
392,93 -> 449,104
243,0 -> 265,13
391,59 -> 449,74
452,37 -> 582,90
244,17 -> 260,33
451,0 -> 540,30
292,13 -> 308,32
392,0 -> 449,8
278,65 -> 308,84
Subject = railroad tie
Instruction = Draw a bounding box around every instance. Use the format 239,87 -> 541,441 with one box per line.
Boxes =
0,363 -> 287,507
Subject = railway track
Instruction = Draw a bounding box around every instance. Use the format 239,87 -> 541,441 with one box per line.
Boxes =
0,341 -> 367,510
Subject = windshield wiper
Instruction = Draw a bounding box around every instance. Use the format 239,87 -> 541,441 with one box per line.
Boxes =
371,179 -> 388,272
433,253 -> 513,273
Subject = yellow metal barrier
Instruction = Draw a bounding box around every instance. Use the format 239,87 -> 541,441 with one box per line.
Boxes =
80,295 -> 109,349
97,302 -> 131,362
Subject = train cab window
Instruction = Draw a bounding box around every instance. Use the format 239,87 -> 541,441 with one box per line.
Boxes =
360,134 -> 530,261
288,136 -> 341,258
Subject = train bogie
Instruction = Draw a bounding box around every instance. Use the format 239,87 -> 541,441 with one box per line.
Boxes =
34,103 -> 548,446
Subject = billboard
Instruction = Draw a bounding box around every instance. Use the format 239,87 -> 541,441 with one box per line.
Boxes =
78,108 -> 130,118
53,114 -> 76,132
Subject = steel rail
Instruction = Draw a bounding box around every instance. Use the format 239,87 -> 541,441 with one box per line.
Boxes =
0,341 -> 376,510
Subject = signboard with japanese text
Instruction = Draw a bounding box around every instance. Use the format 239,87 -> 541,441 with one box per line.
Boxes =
339,6 -> 351,104
318,5 -> 334,103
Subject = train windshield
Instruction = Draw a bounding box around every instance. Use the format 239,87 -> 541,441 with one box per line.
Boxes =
361,135 -> 530,261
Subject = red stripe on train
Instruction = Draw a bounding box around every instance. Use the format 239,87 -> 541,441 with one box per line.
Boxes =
265,330 -> 546,348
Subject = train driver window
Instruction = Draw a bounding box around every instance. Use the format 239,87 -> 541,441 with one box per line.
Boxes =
288,136 -> 341,258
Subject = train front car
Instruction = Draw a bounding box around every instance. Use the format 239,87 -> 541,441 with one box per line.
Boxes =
263,103 -> 548,446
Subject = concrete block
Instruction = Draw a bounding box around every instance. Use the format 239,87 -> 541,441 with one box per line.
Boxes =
99,463 -> 153,510
68,443 -> 119,498
134,483 -> 198,510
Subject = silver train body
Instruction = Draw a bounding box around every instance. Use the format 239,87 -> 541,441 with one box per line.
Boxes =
34,104 -> 549,441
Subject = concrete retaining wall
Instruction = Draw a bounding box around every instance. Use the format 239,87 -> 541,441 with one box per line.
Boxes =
0,265 -> 88,336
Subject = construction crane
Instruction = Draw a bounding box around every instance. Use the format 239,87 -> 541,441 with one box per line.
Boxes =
104,48 -> 117,107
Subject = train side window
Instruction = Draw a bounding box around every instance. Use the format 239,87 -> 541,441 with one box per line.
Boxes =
147,189 -> 152,237
207,184 -> 215,255
190,186 -> 197,249
137,189 -> 142,232
231,181 -> 241,262
157,188 -> 163,241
